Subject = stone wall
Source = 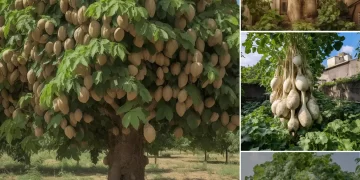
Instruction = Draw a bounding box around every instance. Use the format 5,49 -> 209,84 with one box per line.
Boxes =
241,83 -> 267,101
319,60 -> 360,82
320,81 -> 360,102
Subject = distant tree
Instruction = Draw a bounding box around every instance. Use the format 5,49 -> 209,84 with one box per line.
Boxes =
173,137 -> 191,153
145,132 -> 175,164
214,130 -> 239,164
246,152 -> 357,180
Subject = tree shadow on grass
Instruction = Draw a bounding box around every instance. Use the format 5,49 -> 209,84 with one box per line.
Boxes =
1,164 -> 174,177
0,164 -> 108,176
147,156 -> 182,159
146,168 -> 172,174
185,160 -> 239,165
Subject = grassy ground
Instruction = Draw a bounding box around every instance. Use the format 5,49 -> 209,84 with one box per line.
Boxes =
0,150 -> 239,180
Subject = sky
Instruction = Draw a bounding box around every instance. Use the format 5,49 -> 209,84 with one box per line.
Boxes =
240,33 -> 360,68
241,152 -> 360,180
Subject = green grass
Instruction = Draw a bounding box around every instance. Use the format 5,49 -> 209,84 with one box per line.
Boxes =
217,164 -> 239,179
0,150 -> 239,179
192,162 -> 208,171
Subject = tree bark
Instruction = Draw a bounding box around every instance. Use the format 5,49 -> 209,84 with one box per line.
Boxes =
303,0 -> 317,19
107,129 -> 148,180
204,150 -> 207,162
225,149 -> 229,164
102,106 -> 149,180
288,0 -> 302,22
155,151 -> 158,164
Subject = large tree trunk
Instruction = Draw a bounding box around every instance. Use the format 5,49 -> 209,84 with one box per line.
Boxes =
204,150 -> 207,162
225,149 -> 229,164
102,106 -> 148,180
155,151 -> 158,164
288,0 -> 302,22
303,0 -> 317,19
107,129 -> 148,180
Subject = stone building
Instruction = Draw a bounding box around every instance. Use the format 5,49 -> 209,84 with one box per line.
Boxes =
319,52 -> 360,83
346,0 -> 360,26
269,0 -> 360,26
271,0 -> 288,15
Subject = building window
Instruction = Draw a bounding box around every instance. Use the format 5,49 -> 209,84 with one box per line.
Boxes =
281,2 -> 287,14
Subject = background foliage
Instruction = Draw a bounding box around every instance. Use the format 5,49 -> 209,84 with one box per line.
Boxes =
245,152 -> 360,180
242,0 -> 357,30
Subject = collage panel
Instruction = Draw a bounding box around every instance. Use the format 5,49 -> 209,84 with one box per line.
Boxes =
0,0 -> 241,180
241,0 -> 360,31
241,32 -> 360,151
241,151 -> 360,180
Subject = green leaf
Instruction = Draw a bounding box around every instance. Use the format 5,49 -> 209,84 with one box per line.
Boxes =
187,112 -> 200,130
185,84 -> 202,106
122,107 -> 147,130
18,93 -> 33,108
75,128 -> 84,141
201,109 -> 212,123
117,100 -> 140,114
93,71 -> 103,85
47,113 -> 63,130
156,101 -> 173,121
137,82 -> 152,103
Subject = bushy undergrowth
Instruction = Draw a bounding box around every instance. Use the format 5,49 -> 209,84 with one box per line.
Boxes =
241,91 -> 360,151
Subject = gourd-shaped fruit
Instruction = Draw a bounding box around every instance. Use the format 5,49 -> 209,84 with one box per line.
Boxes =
145,0 -> 156,18
307,95 -> 320,120
83,114 -> 93,123
84,75 -> 93,90
178,72 -> 188,88
162,85 -> 172,101
34,127 -> 44,137
270,91 -> 276,103
227,123 -> 236,131
271,99 -> 280,115
78,87 -> 89,103
205,97 -> 215,108
295,70 -> 309,92
286,85 -> 300,110
298,91 -> 312,128
60,119 -> 68,129
143,123 -> 156,143
292,55 -> 302,67
127,92 -> 137,101
283,76 -> 292,94
287,110 -> 299,132
177,89 -> 187,103
74,109 -> 82,122
210,112 -> 219,122
174,127 -> 183,138
276,98 -> 289,118
176,102 -> 186,117
270,75 -> 281,91
64,126 -> 76,139
220,112 -> 229,126
230,115 -> 239,126
154,86 -> 163,102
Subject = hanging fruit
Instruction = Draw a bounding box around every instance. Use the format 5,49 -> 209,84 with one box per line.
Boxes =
269,44 -> 320,134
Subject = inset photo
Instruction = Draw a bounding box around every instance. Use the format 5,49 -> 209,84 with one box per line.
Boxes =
241,32 -> 360,151
241,0 -> 360,31
241,152 -> 360,180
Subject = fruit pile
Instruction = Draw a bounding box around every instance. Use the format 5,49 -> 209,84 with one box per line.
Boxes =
270,45 -> 320,133
0,0 -> 239,143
